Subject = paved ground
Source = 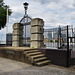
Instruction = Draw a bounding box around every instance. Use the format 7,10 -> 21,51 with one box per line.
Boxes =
0,57 -> 75,75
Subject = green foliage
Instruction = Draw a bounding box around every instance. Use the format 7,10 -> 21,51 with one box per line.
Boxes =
32,46 -> 34,48
0,0 -> 12,30
55,40 -> 58,42
50,40 -> 53,42
0,0 -> 4,7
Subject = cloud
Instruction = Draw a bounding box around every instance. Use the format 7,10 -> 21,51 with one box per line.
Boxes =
4,0 -> 75,27
0,0 -> 75,41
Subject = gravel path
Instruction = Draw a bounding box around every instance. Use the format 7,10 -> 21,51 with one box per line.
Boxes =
0,57 -> 75,75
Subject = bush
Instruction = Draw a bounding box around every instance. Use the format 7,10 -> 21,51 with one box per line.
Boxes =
55,40 -> 58,42
50,40 -> 53,42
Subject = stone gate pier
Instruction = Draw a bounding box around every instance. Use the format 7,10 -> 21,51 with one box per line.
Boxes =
30,18 -> 44,48
12,18 -> 45,48
12,23 -> 23,47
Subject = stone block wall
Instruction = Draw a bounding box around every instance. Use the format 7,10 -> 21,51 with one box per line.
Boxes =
30,18 -> 44,48
12,23 -> 23,47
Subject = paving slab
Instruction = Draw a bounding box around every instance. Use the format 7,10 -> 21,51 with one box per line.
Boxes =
0,57 -> 75,75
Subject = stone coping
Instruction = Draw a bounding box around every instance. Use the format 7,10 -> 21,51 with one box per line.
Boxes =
0,47 -> 32,51
0,47 -> 68,51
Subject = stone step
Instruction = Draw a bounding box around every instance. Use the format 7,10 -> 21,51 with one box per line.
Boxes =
33,57 -> 47,62
23,49 -> 51,66
36,60 -> 50,67
23,50 -> 38,54
29,54 -> 45,60
24,49 -> 36,51
27,52 -> 42,56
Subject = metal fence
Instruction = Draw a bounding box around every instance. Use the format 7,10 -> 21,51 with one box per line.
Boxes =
44,25 -> 75,50
0,25 -> 75,49
44,27 -> 58,48
23,25 -> 31,46
0,29 -> 6,46
20,15 -> 32,47
68,27 -> 75,50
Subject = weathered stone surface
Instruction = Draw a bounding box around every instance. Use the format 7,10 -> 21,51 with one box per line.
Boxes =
30,26 -> 44,33
12,41 -> 23,47
31,41 -> 44,48
13,30 -> 23,35
31,34 -> 44,41
31,18 -> 44,27
12,23 -> 23,47
13,23 -> 23,30
30,18 -> 44,48
13,35 -> 23,41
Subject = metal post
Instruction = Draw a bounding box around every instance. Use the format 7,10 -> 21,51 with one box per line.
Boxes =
24,3 -> 28,46
20,2 -> 32,46
48,31 -> 50,47
25,24 -> 26,46
72,28 -> 73,37
6,7 -> 8,34
53,28 -> 54,47
67,25 -> 69,67
6,7 -> 8,45
57,27 -> 59,48
59,26 -> 61,48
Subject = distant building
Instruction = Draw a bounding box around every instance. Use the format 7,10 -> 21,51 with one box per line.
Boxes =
62,34 -> 66,38
44,38 -> 49,43
74,34 -> 75,42
53,32 -> 58,40
48,32 -> 52,40
74,34 -> 75,37
6,33 -> 12,46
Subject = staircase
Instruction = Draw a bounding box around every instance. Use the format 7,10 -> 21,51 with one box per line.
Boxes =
23,49 -> 50,66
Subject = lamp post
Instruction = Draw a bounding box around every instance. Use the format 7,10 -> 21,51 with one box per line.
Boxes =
20,2 -> 32,46
6,7 -> 8,45
23,2 -> 29,46
23,2 -> 29,15
6,7 -> 8,34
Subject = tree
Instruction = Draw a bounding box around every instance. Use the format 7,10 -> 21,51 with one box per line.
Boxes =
0,0 -> 12,29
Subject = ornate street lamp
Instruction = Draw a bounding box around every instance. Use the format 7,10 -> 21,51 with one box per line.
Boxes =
20,2 -> 32,46
23,2 -> 29,15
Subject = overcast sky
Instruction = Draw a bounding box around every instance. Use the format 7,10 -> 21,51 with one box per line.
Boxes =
0,0 -> 75,41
